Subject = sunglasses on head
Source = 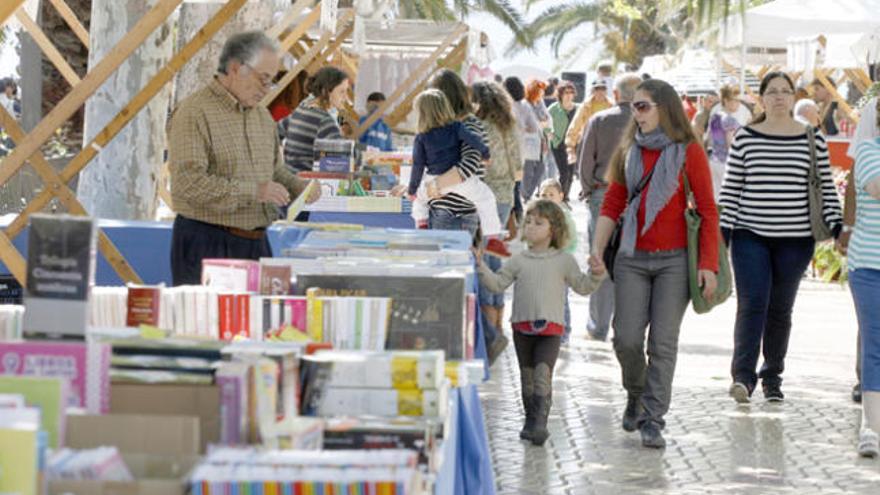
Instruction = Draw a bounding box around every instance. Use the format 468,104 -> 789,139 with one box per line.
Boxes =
633,101 -> 658,113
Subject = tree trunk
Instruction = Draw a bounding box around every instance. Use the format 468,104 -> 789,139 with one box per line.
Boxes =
173,0 -> 287,107
76,0 -> 173,220
39,0 -> 90,152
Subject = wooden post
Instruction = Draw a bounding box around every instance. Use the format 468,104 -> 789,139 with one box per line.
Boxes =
15,9 -> 82,86
5,0 -> 249,240
0,0 -> 185,189
306,23 -> 354,73
0,107 -> 142,284
353,24 -> 468,139
46,0 -> 90,49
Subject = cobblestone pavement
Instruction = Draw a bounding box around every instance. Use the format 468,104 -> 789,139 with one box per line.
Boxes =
479,194 -> 880,495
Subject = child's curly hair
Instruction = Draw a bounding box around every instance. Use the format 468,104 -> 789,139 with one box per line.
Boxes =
523,199 -> 570,250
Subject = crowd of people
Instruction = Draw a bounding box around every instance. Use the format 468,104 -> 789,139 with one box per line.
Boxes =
160,30 -> 875,456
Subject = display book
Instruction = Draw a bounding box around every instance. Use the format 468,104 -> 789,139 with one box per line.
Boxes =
274,229 -> 477,361
87,258 -> 393,350
0,390 -> 49,495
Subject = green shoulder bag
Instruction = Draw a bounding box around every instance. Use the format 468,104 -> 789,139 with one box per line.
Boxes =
683,174 -> 732,314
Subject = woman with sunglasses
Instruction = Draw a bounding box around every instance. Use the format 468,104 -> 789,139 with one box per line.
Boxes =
591,79 -> 720,449
720,72 -> 843,405
547,81 -> 580,201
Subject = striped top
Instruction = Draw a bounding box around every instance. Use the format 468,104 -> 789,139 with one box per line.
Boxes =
850,138 -> 880,270
427,115 -> 487,215
281,96 -> 342,172
719,126 -> 842,238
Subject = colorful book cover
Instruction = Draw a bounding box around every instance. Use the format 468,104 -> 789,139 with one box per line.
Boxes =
0,375 -> 67,447
201,259 -> 260,292
259,264 -> 291,295
0,341 -> 110,413
125,285 -> 162,326
216,361 -> 250,445
0,425 -> 39,495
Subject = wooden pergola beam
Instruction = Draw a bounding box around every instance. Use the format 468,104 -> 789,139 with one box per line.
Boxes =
0,0 -> 26,28
354,24 -> 468,139
306,22 -> 354,74
46,0 -> 90,49
816,71 -> 857,122
386,39 -> 469,127
279,5 -> 322,53
0,0 -> 184,190
262,10 -> 354,107
5,0 -> 249,241
267,0 -> 314,39
15,8 -> 82,86
0,107 -> 142,284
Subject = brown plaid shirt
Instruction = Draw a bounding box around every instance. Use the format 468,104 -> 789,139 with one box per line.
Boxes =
168,79 -> 306,230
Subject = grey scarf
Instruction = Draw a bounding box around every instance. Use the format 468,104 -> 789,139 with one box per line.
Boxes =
620,129 -> 686,256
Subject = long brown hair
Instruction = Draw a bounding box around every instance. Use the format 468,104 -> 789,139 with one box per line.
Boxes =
524,200 -> 570,250
429,69 -> 473,118
606,78 -> 697,184
749,71 -> 795,125
307,66 -> 349,109
471,82 -> 515,132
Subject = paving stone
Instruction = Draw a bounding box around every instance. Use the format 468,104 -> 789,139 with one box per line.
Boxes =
480,190 -> 880,495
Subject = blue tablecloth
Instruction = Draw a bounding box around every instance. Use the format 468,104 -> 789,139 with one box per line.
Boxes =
435,385 -> 495,495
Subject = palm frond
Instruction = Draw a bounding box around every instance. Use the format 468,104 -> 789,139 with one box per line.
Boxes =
524,1 -> 603,52
473,0 -> 531,47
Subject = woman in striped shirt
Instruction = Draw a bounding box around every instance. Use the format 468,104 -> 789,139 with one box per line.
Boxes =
850,137 -> 880,457
281,67 -> 349,172
720,72 -> 843,404
420,69 -> 489,236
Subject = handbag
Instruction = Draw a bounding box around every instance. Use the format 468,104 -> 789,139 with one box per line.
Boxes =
603,166 -> 656,281
805,125 -> 834,241
683,173 -> 732,314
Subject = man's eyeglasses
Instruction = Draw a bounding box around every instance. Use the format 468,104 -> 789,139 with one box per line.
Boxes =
633,101 -> 658,113
245,63 -> 276,90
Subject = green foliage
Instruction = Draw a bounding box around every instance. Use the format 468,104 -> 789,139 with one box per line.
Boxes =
398,0 -> 530,46
813,242 -> 848,284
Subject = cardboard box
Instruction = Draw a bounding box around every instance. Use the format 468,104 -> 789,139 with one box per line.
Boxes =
49,453 -> 198,495
109,382 -> 220,453
52,414 -> 201,495
66,414 -> 199,456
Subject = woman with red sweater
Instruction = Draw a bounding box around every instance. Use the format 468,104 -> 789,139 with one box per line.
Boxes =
591,78 -> 720,449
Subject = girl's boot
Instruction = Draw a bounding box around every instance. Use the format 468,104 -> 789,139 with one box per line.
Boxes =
519,367 -> 536,440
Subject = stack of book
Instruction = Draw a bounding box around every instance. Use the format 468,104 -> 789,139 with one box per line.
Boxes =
300,350 -> 448,419
0,304 -> 24,340
188,448 -> 421,495
86,285 -> 393,349
0,392 -> 48,495
46,447 -> 133,482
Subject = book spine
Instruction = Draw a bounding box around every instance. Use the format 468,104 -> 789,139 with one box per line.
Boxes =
216,373 -> 242,444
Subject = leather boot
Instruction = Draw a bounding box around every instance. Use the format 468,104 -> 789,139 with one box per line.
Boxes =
519,367 -> 535,440
530,363 -> 553,446
530,393 -> 551,446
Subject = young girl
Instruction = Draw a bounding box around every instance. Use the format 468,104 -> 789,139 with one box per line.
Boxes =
478,200 -> 606,446
539,179 -> 578,344
409,89 -> 504,244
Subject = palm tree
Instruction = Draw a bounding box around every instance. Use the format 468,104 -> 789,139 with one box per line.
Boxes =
398,0 -> 530,46
515,0 -> 756,68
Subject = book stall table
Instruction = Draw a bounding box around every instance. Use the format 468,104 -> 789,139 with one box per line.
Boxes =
0,218 -> 497,495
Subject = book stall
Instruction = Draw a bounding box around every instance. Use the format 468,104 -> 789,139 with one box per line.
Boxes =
0,214 -> 496,495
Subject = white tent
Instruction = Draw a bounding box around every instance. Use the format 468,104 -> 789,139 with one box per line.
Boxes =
721,0 -> 880,50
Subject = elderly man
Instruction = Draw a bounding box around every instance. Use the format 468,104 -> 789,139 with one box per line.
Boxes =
576,73 -> 642,341
168,31 -> 320,285
565,79 -> 614,164
794,98 -> 821,128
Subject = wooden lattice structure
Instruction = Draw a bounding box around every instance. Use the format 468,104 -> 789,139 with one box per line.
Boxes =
0,0 -> 358,285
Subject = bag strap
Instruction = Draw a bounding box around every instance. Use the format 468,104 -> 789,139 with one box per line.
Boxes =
806,125 -> 819,183
683,171 -> 695,212
627,164 -> 657,204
